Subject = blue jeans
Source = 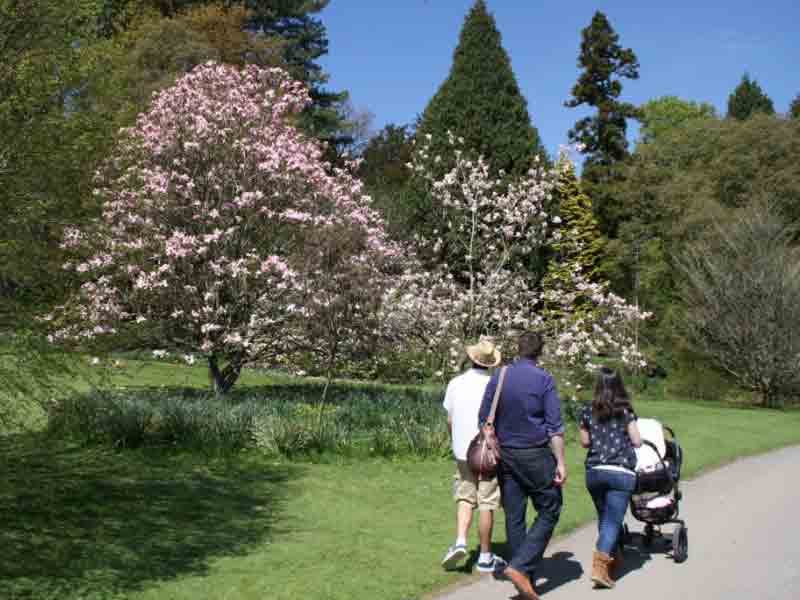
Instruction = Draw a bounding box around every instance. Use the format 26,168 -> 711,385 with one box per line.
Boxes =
499,446 -> 563,577
585,467 -> 636,554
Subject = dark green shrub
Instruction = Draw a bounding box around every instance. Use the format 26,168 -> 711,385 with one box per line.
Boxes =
46,384 -> 449,459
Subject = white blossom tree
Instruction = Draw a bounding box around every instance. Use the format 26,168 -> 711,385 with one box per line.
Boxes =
382,136 -> 650,381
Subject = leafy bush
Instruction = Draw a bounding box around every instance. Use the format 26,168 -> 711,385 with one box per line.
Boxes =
46,385 -> 450,459
677,203 -> 800,407
0,332 -> 84,433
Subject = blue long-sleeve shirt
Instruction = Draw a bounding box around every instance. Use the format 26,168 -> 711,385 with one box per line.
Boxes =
478,358 -> 564,448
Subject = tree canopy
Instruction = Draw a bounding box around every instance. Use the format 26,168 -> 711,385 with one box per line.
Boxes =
96,1 -> 349,149
789,93 -> 800,119
638,95 -> 718,144
727,73 -> 775,120
565,10 -> 640,237
417,0 -> 547,176
606,114 -> 800,344
0,0 -> 106,324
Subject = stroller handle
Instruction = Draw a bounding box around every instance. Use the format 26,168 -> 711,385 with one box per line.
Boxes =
641,439 -> 663,459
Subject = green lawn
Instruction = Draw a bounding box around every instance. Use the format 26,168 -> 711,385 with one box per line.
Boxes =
2,388 -> 799,600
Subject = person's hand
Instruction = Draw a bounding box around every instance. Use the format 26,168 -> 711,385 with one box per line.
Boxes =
554,461 -> 568,486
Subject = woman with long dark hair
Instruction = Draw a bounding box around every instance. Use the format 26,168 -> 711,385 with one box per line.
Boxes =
579,367 -> 642,589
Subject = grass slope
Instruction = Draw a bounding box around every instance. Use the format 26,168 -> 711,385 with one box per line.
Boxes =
2,393 -> 799,600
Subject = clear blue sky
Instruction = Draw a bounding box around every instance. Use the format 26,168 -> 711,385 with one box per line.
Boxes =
319,0 -> 800,157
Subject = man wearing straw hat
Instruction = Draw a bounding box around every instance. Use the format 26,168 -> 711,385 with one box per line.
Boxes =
440,339 -> 507,574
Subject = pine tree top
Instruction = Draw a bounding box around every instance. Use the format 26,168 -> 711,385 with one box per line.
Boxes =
727,73 -> 775,120
566,11 -> 639,108
791,94 -> 800,119
418,0 -> 546,175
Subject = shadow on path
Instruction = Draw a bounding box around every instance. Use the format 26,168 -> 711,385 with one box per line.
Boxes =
0,433 -> 299,599
456,543 -> 583,595
534,551 -> 584,594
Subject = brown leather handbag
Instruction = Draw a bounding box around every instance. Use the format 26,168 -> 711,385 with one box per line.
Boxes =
466,367 -> 508,480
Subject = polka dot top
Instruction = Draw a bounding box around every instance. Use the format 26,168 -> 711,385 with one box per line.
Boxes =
580,405 -> 637,470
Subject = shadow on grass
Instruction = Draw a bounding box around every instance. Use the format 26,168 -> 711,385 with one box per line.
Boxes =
0,433 -> 299,599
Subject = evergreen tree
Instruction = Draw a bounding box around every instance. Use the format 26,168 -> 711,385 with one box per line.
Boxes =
552,160 -> 605,279
789,93 -> 800,119
359,124 -> 415,192
565,10 -> 639,237
727,73 -> 775,120
357,124 -> 417,238
417,0 -> 547,177
541,159 -> 605,322
245,1 -> 350,150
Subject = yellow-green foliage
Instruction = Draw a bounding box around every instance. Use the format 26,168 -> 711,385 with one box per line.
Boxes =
551,160 -> 605,277
541,160 -> 606,321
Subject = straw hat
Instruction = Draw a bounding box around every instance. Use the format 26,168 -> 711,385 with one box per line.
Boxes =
465,339 -> 502,368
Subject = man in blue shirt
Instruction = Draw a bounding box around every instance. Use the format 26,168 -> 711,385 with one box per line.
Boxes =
478,331 -> 566,600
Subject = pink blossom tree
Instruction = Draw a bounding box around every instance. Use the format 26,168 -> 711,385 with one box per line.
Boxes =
49,62 -> 399,394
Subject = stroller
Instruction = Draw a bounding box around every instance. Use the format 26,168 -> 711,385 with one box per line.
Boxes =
621,418 -> 688,563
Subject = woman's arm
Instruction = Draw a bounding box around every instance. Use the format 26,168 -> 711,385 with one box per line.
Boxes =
627,420 -> 642,448
579,426 -> 591,448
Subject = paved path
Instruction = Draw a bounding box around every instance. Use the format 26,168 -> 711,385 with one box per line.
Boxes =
435,445 -> 800,600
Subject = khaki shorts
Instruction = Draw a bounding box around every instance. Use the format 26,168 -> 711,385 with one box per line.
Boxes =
453,460 -> 501,511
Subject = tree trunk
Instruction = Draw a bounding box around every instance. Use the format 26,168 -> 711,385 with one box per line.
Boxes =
208,355 -> 242,397
762,388 -> 782,409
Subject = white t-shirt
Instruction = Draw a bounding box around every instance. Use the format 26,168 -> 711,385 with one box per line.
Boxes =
442,368 -> 492,461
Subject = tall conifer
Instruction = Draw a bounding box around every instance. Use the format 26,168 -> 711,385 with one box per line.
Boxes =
552,160 -> 605,279
565,11 -> 639,237
417,0 -> 547,176
790,94 -> 800,120
245,1 -> 349,146
727,73 -> 775,120
541,160 -> 605,322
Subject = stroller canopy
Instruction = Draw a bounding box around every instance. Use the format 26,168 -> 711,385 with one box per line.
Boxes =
635,418 -> 667,472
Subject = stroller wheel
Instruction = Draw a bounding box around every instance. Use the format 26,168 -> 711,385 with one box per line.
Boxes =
672,524 -> 688,563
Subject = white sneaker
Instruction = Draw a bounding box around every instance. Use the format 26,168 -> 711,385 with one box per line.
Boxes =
441,544 -> 468,569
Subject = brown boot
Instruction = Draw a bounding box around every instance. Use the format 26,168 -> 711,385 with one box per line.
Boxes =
591,551 -> 615,589
609,545 -> 624,578
504,566 -> 541,600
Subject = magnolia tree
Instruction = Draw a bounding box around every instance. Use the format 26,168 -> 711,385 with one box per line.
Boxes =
277,215 -> 402,394
382,137 -> 650,385
48,62 -> 400,394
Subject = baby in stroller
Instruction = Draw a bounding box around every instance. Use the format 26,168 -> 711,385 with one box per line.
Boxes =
624,418 -> 689,563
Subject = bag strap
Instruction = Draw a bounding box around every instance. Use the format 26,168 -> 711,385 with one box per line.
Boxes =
486,367 -> 507,427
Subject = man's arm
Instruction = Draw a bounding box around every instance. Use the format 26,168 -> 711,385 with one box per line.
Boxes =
549,434 -> 567,486
443,382 -> 454,438
543,376 -> 567,485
